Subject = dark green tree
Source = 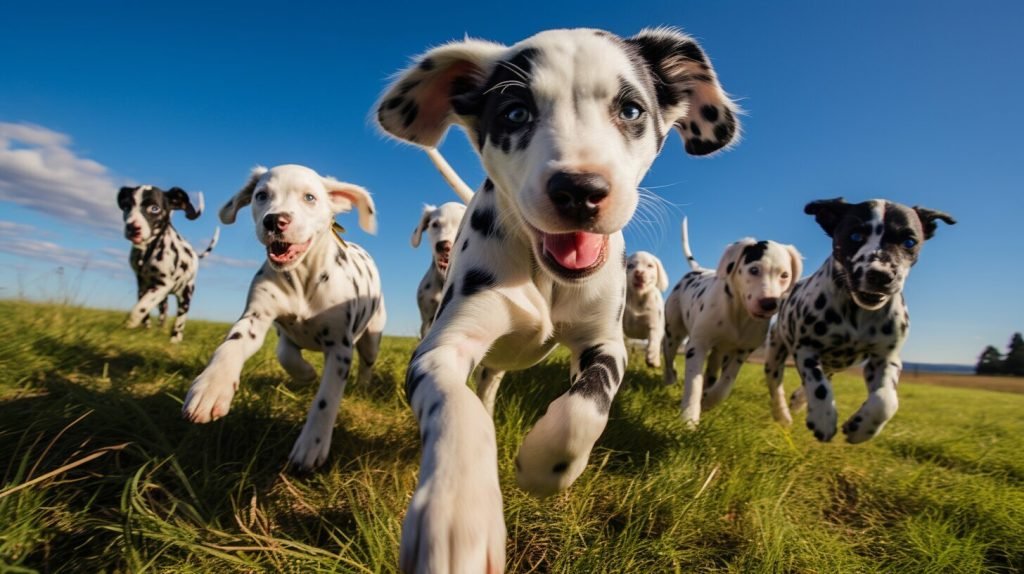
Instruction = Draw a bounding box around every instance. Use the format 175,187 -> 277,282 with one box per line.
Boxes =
976,345 -> 1003,375
1004,332 -> 1024,376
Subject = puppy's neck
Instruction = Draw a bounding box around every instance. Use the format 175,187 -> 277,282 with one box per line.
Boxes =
720,274 -> 765,327
626,284 -> 654,307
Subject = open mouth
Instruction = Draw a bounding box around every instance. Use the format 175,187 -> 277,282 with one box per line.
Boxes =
267,238 -> 312,265
129,233 -> 144,244
851,290 -> 890,309
435,255 -> 450,273
538,231 -> 609,280
632,277 -> 646,290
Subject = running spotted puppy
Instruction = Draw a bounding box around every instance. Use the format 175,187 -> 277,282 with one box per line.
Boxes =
623,251 -> 669,367
764,198 -> 955,443
377,27 -> 740,573
182,164 -> 385,470
663,218 -> 802,425
118,185 -> 218,343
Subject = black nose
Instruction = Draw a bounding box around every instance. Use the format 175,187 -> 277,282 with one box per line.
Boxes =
758,298 -> 779,312
262,213 -> 290,232
546,171 -> 610,223
435,240 -> 452,254
865,269 -> 894,289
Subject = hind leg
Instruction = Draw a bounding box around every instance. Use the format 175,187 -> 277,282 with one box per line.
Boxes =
764,333 -> 793,425
354,298 -> 386,386
169,284 -> 193,343
476,366 -> 506,417
662,293 -> 687,386
157,298 -> 169,327
277,330 -> 317,384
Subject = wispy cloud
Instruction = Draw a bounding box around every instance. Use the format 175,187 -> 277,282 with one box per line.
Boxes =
0,219 -> 123,271
201,252 -> 261,269
0,122 -> 121,230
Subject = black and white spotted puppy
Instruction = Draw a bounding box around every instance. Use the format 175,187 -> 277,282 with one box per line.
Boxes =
117,185 -> 218,343
181,164 -> 386,470
663,218 -> 802,425
764,198 -> 955,443
623,251 -> 668,368
377,27 -> 740,573
412,202 -> 468,338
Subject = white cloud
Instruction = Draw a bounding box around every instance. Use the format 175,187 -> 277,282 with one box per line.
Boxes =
0,219 -> 123,272
201,252 -> 261,269
0,122 -> 122,230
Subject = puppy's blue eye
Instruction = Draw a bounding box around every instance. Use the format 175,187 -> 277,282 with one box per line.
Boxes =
303,193 -> 316,202
254,191 -> 268,201
902,238 -> 917,249
620,103 -> 644,121
148,205 -> 160,214
503,105 -> 531,125
850,232 -> 864,242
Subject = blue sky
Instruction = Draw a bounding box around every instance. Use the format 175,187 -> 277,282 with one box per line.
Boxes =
1,1 -> 1021,364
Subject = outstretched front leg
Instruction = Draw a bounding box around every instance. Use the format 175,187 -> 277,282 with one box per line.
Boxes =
183,307 -> 274,422
842,354 -> 901,443
125,285 -> 173,329
763,332 -> 792,425
399,290 -> 510,574
515,333 -> 627,497
796,350 -> 838,442
289,336 -> 355,470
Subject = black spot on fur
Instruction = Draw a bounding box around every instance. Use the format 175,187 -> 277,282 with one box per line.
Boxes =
461,269 -> 495,297
552,461 -> 569,473
227,332 -> 242,340
814,384 -> 827,400
470,208 -> 500,238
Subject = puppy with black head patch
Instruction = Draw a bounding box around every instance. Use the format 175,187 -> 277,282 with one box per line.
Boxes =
664,218 -> 802,425
377,26 -> 740,573
764,198 -> 955,443
182,164 -> 385,471
623,251 -> 669,367
117,185 -> 218,343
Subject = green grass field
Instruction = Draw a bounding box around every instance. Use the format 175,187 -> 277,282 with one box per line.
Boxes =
1,300 -> 1022,573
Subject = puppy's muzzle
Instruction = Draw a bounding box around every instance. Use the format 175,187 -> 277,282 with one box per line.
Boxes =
865,269 -> 896,291
546,171 -> 609,225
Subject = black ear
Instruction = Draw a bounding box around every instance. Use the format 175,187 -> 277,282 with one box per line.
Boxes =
117,186 -> 135,209
625,27 -> 740,156
804,197 -> 850,237
165,187 -> 201,220
913,206 -> 956,239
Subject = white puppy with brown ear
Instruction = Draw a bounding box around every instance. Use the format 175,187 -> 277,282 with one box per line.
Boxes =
623,251 -> 668,367
663,218 -> 802,425
412,202 -> 468,338
182,164 -> 386,471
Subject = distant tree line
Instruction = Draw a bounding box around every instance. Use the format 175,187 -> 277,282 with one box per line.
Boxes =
976,333 -> 1024,376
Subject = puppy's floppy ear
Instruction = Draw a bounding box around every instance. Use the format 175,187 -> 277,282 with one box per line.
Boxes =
165,187 -> 202,220
117,186 -> 135,209
716,238 -> 756,278
411,204 -> 436,248
323,176 -> 376,234
654,256 -> 669,292
913,206 -> 956,240
625,27 -> 740,156
376,39 -> 507,148
784,244 -> 803,294
804,197 -> 850,238
221,167 -> 267,225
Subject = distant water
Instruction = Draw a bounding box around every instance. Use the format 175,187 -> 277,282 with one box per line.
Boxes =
902,362 -> 975,374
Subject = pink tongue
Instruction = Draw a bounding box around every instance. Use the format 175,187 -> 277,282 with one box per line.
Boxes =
543,232 -> 604,270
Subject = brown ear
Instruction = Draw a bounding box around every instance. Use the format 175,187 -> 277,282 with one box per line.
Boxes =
220,166 -> 267,224
625,27 -> 740,156
804,197 -> 850,238
376,39 -> 507,148
913,206 -> 957,240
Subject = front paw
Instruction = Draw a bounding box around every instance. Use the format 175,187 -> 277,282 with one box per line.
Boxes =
288,418 -> 333,471
804,401 -> 838,442
182,370 -> 237,423
516,394 -> 604,497
400,459 -> 505,573
645,355 -> 661,369
842,390 -> 898,444
770,400 -> 793,426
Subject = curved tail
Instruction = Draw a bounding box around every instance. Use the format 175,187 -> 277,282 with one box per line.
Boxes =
198,227 -> 220,259
681,217 -> 700,271
425,147 -> 475,204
